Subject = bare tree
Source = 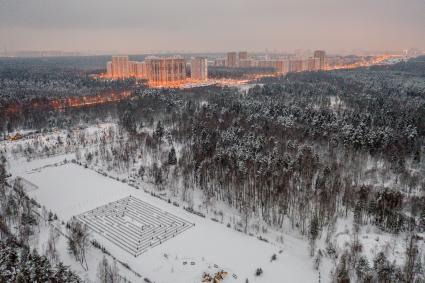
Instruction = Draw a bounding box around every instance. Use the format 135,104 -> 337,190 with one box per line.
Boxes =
45,226 -> 59,264
67,219 -> 90,271
97,255 -> 121,283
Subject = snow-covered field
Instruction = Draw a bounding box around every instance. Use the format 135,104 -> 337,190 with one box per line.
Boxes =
9,157 -> 324,283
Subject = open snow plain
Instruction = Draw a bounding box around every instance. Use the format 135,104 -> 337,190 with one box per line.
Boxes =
11,157 -> 323,283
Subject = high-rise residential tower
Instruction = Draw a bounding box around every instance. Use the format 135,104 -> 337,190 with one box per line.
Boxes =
191,57 -> 208,81
238,51 -> 248,61
226,52 -> 238,68
145,57 -> 187,86
313,50 -> 326,70
135,62 -> 147,78
106,61 -> 112,77
110,55 -> 130,78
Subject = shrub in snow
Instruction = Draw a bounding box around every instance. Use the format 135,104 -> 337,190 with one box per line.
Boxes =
255,267 -> 263,276
168,147 -> 177,165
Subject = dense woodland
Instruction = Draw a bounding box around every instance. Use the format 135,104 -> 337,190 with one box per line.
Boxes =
0,159 -> 81,282
1,56 -> 425,282
0,67 -> 135,103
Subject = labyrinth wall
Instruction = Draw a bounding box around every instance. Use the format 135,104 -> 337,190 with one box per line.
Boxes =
76,195 -> 194,257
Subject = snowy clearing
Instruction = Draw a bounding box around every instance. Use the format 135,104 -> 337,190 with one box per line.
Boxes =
11,158 -> 323,283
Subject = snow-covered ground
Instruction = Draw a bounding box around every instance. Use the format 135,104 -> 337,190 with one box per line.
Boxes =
4,123 -> 424,282
8,156 -> 325,283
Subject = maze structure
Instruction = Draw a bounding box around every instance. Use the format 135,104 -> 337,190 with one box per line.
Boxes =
76,195 -> 194,257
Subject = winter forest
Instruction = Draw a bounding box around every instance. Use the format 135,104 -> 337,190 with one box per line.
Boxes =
1,56 -> 425,282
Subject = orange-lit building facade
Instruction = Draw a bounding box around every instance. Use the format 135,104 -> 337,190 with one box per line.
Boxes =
258,60 -> 280,70
107,55 -> 182,83
239,59 -> 254,68
213,58 -> 226,66
254,56 -> 323,74
106,61 -> 112,76
106,57 -> 147,79
289,59 -> 303,72
238,51 -> 248,61
109,56 -> 130,78
145,57 -> 187,87
307,57 -> 321,71
128,61 -> 147,78
257,60 -> 290,74
226,52 -> 238,68
191,57 -> 208,81
314,50 -> 326,70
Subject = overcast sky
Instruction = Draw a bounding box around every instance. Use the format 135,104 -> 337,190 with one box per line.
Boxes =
0,0 -> 424,54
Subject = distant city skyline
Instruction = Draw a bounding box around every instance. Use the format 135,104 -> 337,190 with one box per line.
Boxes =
1,0 -> 424,54
0,49 -> 420,58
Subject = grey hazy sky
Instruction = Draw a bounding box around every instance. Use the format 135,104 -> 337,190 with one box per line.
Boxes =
0,0 -> 424,54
